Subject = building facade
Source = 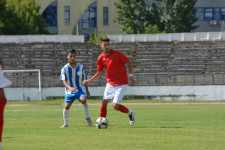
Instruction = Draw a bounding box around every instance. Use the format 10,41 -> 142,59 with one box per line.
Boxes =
36,0 -> 225,37
194,0 -> 225,32
36,0 -> 122,38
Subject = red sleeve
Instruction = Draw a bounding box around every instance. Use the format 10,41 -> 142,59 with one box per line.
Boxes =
118,51 -> 129,64
97,56 -> 104,72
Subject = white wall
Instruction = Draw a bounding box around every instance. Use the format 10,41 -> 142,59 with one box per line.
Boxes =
108,32 -> 225,43
4,86 -> 225,101
0,35 -> 84,44
1,32 -> 225,44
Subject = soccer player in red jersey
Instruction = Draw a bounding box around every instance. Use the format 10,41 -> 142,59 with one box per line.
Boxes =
83,37 -> 136,125
0,58 -> 12,150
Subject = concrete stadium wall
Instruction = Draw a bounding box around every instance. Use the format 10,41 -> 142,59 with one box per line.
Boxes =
108,32 -> 225,43
0,35 -> 84,44
1,32 -> 225,44
4,86 -> 225,101
2,33 -> 225,101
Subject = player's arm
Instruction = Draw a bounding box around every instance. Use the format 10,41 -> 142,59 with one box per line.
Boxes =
62,80 -> 76,92
83,71 -> 103,85
83,67 -> 90,98
127,59 -> 136,86
85,85 -> 90,98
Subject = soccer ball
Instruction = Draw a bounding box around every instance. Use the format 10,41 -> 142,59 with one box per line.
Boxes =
95,117 -> 108,129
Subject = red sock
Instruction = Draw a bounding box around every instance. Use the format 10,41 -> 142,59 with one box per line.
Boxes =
100,105 -> 107,117
0,97 -> 7,142
117,104 -> 129,113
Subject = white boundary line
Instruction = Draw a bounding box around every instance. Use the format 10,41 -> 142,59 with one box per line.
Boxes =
6,102 -> 225,106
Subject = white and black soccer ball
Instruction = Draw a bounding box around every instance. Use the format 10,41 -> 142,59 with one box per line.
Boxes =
95,117 -> 108,129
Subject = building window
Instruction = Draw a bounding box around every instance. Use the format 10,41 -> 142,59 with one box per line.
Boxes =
195,7 -> 225,21
103,7 -> 108,25
79,6 -> 97,28
195,8 -> 204,20
204,8 -> 214,20
220,8 -> 225,20
214,8 -> 220,20
42,5 -> 57,26
64,6 -> 70,25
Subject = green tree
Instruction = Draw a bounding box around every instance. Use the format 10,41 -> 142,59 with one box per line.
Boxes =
0,0 -> 7,34
145,24 -> 165,34
159,0 -> 198,33
87,30 -> 108,44
114,0 -> 198,34
114,0 -> 161,34
0,0 -> 48,35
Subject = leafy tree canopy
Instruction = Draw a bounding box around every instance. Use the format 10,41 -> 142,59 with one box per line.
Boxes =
114,0 -> 198,34
87,30 -> 108,44
145,24 -> 165,34
0,0 -> 7,34
160,0 -> 198,33
0,0 -> 49,35
114,0 -> 163,34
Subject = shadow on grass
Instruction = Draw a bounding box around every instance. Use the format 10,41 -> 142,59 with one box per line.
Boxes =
160,126 -> 182,128
4,136 -> 16,138
122,126 -> 182,129
128,126 -> 151,128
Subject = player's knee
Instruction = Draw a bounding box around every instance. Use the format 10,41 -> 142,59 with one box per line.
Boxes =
64,103 -> 71,110
112,103 -> 119,110
80,98 -> 86,104
102,100 -> 109,107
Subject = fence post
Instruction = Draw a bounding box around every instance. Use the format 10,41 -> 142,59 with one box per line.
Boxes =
173,75 -> 176,85
155,75 -> 157,86
61,80 -> 63,87
22,77 -> 25,101
193,73 -> 195,85
212,74 -> 214,85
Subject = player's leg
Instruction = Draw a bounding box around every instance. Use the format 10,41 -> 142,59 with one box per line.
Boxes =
112,85 -> 135,125
112,84 -> 129,113
101,83 -> 114,117
60,94 -> 75,128
61,102 -> 71,128
0,89 -> 7,149
0,70 -> 11,149
79,94 -> 92,126
100,99 -> 110,117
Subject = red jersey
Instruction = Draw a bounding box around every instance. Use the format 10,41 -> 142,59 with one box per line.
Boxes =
97,49 -> 129,86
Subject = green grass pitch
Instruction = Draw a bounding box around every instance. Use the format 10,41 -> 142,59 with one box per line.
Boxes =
3,101 -> 225,150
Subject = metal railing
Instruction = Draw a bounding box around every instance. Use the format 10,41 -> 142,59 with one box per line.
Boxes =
4,73 -> 225,88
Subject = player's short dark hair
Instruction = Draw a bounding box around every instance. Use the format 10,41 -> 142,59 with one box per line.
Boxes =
100,37 -> 110,43
67,49 -> 77,56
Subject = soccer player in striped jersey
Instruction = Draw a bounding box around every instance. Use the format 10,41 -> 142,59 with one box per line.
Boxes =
0,58 -> 12,150
83,37 -> 136,125
60,49 -> 92,128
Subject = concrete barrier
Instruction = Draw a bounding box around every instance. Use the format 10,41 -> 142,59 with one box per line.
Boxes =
0,35 -> 85,44
4,85 -> 225,101
108,32 -> 225,43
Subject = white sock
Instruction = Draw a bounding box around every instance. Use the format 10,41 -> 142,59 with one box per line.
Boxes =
63,108 -> 69,125
82,102 -> 90,119
128,110 -> 132,115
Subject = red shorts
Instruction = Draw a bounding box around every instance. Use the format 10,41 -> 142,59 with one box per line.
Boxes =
0,88 -> 3,90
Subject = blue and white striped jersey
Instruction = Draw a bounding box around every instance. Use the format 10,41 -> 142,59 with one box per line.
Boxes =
60,63 -> 87,94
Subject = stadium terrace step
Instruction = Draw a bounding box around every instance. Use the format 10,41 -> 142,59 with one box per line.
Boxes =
2,40 -> 225,87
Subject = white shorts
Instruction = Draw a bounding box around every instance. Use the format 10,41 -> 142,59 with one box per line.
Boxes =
0,70 -> 12,88
103,83 -> 128,104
